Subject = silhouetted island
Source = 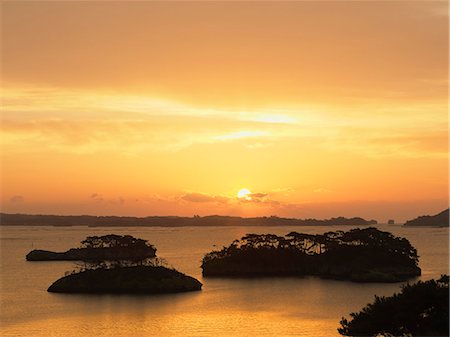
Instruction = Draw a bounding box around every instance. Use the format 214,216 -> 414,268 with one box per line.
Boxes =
339,275 -> 449,336
48,265 -> 202,294
41,234 -> 202,294
1,212 -> 377,227
404,208 -> 449,227
201,228 -> 421,282
26,234 -> 156,261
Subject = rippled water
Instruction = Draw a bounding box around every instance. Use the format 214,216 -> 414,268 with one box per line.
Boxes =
1,224 -> 448,336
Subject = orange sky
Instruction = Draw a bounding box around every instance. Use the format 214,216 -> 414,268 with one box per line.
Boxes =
1,1 -> 448,222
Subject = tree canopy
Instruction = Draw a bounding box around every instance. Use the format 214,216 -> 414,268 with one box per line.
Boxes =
201,228 -> 420,281
204,228 -> 418,264
80,234 -> 153,250
339,275 -> 449,336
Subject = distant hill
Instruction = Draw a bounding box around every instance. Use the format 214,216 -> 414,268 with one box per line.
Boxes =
404,209 -> 449,227
0,213 -> 378,227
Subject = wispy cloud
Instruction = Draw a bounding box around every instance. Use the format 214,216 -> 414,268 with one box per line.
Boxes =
89,193 -> 125,205
2,86 -> 447,158
314,188 -> 333,194
181,192 -> 229,204
9,195 -> 24,203
213,131 -> 269,141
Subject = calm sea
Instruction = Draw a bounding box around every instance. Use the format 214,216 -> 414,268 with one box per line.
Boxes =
1,224 -> 448,337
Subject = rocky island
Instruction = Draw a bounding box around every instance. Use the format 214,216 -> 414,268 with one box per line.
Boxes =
48,265 -> 202,294
26,234 -> 157,261
404,208 -> 449,227
202,227 -> 421,282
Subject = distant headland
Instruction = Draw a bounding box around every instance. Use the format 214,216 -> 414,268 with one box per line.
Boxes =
403,209 -> 449,227
1,213 -> 377,227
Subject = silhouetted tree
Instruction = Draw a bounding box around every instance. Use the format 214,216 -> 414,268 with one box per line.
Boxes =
80,234 -> 152,249
339,275 -> 449,336
202,228 -> 420,281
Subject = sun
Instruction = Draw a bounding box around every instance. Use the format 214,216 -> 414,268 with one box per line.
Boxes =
237,188 -> 251,200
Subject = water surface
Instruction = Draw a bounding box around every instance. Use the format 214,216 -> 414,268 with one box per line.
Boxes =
1,224 -> 448,336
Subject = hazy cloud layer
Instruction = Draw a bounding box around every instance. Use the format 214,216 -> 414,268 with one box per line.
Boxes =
182,193 -> 229,204
9,195 -> 24,203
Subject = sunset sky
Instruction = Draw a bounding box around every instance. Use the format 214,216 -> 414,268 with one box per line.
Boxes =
1,1 -> 448,222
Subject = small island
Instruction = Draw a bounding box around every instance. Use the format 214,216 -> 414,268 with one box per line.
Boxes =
35,234 -> 202,294
339,275 -> 449,336
201,228 -> 421,282
26,234 -> 157,261
404,208 -> 449,227
48,265 -> 202,294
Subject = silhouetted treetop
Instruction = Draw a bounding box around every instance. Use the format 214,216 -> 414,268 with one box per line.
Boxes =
80,234 -> 153,250
26,234 -> 156,262
206,227 -> 418,261
339,275 -> 449,336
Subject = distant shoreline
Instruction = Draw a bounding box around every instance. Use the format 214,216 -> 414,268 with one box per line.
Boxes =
2,224 -> 398,228
2,211 -> 448,227
4,224 -> 450,228
0,213 -> 378,227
